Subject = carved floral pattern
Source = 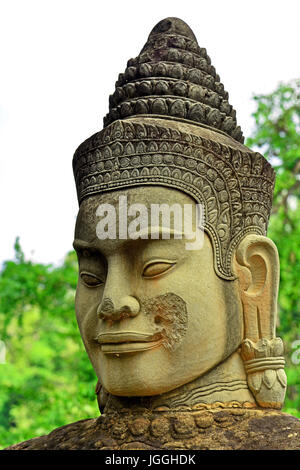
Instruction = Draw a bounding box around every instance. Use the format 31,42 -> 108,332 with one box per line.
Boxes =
241,338 -> 287,408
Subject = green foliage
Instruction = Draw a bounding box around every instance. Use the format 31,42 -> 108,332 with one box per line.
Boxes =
0,239 -> 98,449
247,79 -> 300,417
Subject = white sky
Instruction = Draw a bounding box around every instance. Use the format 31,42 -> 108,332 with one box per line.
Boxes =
0,0 -> 299,266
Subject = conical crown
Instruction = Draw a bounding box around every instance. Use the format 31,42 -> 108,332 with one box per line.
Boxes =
104,17 -> 244,143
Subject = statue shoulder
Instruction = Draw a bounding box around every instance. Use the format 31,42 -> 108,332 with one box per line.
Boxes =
4,418 -> 104,450
236,409 -> 300,450
4,409 -> 300,450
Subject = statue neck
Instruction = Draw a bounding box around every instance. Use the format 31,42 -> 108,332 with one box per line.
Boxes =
101,351 -> 256,413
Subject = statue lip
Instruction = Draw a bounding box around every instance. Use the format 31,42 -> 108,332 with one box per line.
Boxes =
96,331 -> 163,354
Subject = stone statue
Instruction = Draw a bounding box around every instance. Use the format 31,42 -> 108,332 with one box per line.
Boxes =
7,17 -> 299,450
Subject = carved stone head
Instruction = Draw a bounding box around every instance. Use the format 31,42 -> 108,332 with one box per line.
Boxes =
73,18 -> 286,411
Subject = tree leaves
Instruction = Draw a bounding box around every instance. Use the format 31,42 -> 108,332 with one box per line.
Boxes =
246,79 -> 300,418
0,243 -> 98,448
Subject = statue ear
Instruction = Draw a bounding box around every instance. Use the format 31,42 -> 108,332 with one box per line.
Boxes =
234,234 -> 279,341
233,234 -> 287,409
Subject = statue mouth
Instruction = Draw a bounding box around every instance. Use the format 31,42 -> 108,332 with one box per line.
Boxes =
95,331 -> 163,354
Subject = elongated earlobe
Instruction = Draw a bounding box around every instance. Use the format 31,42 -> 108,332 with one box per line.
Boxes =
234,234 -> 287,409
95,379 -> 109,414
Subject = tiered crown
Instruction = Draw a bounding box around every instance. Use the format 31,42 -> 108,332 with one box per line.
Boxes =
104,17 -> 244,144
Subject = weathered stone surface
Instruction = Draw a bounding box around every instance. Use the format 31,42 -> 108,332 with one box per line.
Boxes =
103,17 -> 244,144
5,409 -> 300,450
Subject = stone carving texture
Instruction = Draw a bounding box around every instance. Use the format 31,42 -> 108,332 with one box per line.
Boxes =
73,119 -> 275,279
103,17 -> 244,143
6,408 -> 300,450
241,338 -> 287,408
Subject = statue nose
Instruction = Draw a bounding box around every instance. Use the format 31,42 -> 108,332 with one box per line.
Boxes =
97,295 -> 140,320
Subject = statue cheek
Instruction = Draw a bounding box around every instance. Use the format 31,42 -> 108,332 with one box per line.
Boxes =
75,293 -> 99,342
141,292 -> 188,351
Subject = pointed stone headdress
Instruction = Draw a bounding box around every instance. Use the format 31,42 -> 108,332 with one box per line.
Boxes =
104,17 -> 243,143
73,18 -> 275,280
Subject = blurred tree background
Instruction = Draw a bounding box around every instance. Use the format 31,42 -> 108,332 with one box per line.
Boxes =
0,241 -> 98,449
0,79 -> 299,448
247,78 -> 300,417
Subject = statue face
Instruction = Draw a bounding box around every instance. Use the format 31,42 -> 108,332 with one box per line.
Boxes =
74,186 -> 243,396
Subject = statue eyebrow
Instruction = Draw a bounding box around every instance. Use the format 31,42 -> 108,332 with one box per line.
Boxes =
73,229 -> 187,251
137,226 -> 185,240
73,239 -> 102,254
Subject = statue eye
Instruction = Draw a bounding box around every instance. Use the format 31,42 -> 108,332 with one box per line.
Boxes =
142,261 -> 176,279
82,249 -> 91,258
80,272 -> 103,287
